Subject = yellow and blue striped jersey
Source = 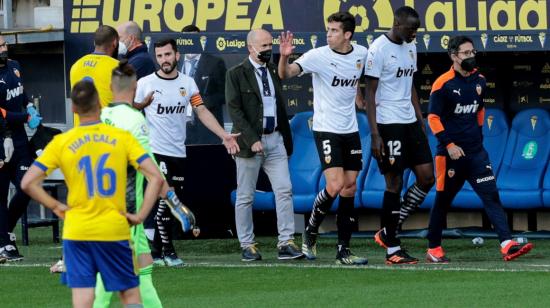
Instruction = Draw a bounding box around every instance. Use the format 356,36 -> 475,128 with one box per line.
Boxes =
33,121 -> 149,241
69,53 -> 118,126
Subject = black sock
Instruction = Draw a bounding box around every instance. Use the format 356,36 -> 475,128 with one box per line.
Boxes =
382,191 -> 401,247
337,196 -> 355,248
398,184 -> 428,228
307,188 -> 336,233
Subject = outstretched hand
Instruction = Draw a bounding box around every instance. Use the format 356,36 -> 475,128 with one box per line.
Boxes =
279,31 -> 295,57
133,91 -> 154,110
223,133 -> 241,155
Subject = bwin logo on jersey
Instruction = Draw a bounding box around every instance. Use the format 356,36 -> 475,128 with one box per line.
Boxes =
396,66 -> 414,78
331,76 -> 359,87
6,82 -> 24,101
454,100 -> 479,114
157,103 -> 186,115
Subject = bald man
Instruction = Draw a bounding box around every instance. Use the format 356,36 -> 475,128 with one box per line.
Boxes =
226,29 -> 303,262
117,21 -> 155,80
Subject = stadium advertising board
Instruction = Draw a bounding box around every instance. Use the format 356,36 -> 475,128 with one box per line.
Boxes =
64,1 -> 550,113
66,0 -> 550,55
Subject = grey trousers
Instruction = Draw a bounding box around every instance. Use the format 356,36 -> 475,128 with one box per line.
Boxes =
235,132 -> 295,248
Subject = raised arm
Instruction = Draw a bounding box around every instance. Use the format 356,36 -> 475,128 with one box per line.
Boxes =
278,31 -> 302,80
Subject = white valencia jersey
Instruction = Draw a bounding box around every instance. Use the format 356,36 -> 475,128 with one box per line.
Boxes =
136,72 -> 202,158
365,34 -> 417,124
295,44 -> 367,134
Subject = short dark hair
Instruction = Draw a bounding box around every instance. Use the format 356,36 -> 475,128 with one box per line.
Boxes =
71,80 -> 99,115
111,59 -> 136,92
154,38 -> 178,53
94,25 -> 118,47
394,6 -> 420,20
327,11 -> 356,39
447,36 -> 474,55
182,25 -> 200,33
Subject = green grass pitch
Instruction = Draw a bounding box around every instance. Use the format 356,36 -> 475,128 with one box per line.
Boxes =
1,226 -> 550,307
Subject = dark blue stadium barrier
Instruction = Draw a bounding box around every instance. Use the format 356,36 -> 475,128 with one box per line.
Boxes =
498,108 -> 550,209
453,108 -> 509,209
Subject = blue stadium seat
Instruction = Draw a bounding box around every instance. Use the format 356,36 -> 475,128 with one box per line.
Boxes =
289,112 -> 323,213
543,163 -> 550,207
453,108 -> 509,209
405,120 -> 438,209
317,112 -> 371,211
498,108 -> 550,209
230,189 -> 275,211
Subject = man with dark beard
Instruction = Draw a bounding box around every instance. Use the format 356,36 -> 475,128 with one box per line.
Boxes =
135,38 -> 239,266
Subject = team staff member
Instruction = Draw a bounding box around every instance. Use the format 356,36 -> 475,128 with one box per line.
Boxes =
227,29 -> 303,262
426,36 -> 533,263
365,6 -> 434,265
0,35 -> 42,261
279,12 -> 368,265
116,21 -> 156,80
21,80 -> 163,307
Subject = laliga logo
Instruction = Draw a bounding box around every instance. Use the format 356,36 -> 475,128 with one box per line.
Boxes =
440,35 -> 449,49
200,35 -> 207,51
423,33 -> 430,49
539,32 -> 546,48
144,36 -> 152,51
481,33 -> 488,49
310,35 -> 318,48
366,34 -> 374,47
216,37 -> 245,51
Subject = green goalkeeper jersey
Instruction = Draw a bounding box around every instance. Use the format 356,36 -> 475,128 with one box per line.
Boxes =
101,102 -> 153,212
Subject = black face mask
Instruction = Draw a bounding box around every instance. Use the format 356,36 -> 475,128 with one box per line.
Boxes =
460,57 -> 476,72
0,51 -> 8,65
257,49 -> 272,63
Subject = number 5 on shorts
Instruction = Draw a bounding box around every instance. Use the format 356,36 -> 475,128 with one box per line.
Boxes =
322,140 -> 331,155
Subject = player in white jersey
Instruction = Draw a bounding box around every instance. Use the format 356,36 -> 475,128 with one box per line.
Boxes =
279,11 -> 368,265
135,38 -> 239,266
365,6 -> 435,265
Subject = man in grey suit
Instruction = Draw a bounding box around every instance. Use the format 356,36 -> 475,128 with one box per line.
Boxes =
226,29 -> 303,261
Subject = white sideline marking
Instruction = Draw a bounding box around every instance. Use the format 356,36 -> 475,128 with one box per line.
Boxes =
3,262 -> 549,273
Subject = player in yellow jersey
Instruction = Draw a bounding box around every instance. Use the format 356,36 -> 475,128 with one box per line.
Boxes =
69,25 -> 118,126
21,80 -> 163,308
70,25 -> 151,126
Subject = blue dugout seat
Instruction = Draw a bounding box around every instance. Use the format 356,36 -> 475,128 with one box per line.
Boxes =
317,112 -> 371,211
498,108 -> 550,209
230,112 -> 322,212
543,163 -> 550,207
289,112 -> 323,213
453,108 -> 509,209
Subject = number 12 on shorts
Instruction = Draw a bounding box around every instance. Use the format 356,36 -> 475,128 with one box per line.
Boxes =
387,140 -> 401,156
